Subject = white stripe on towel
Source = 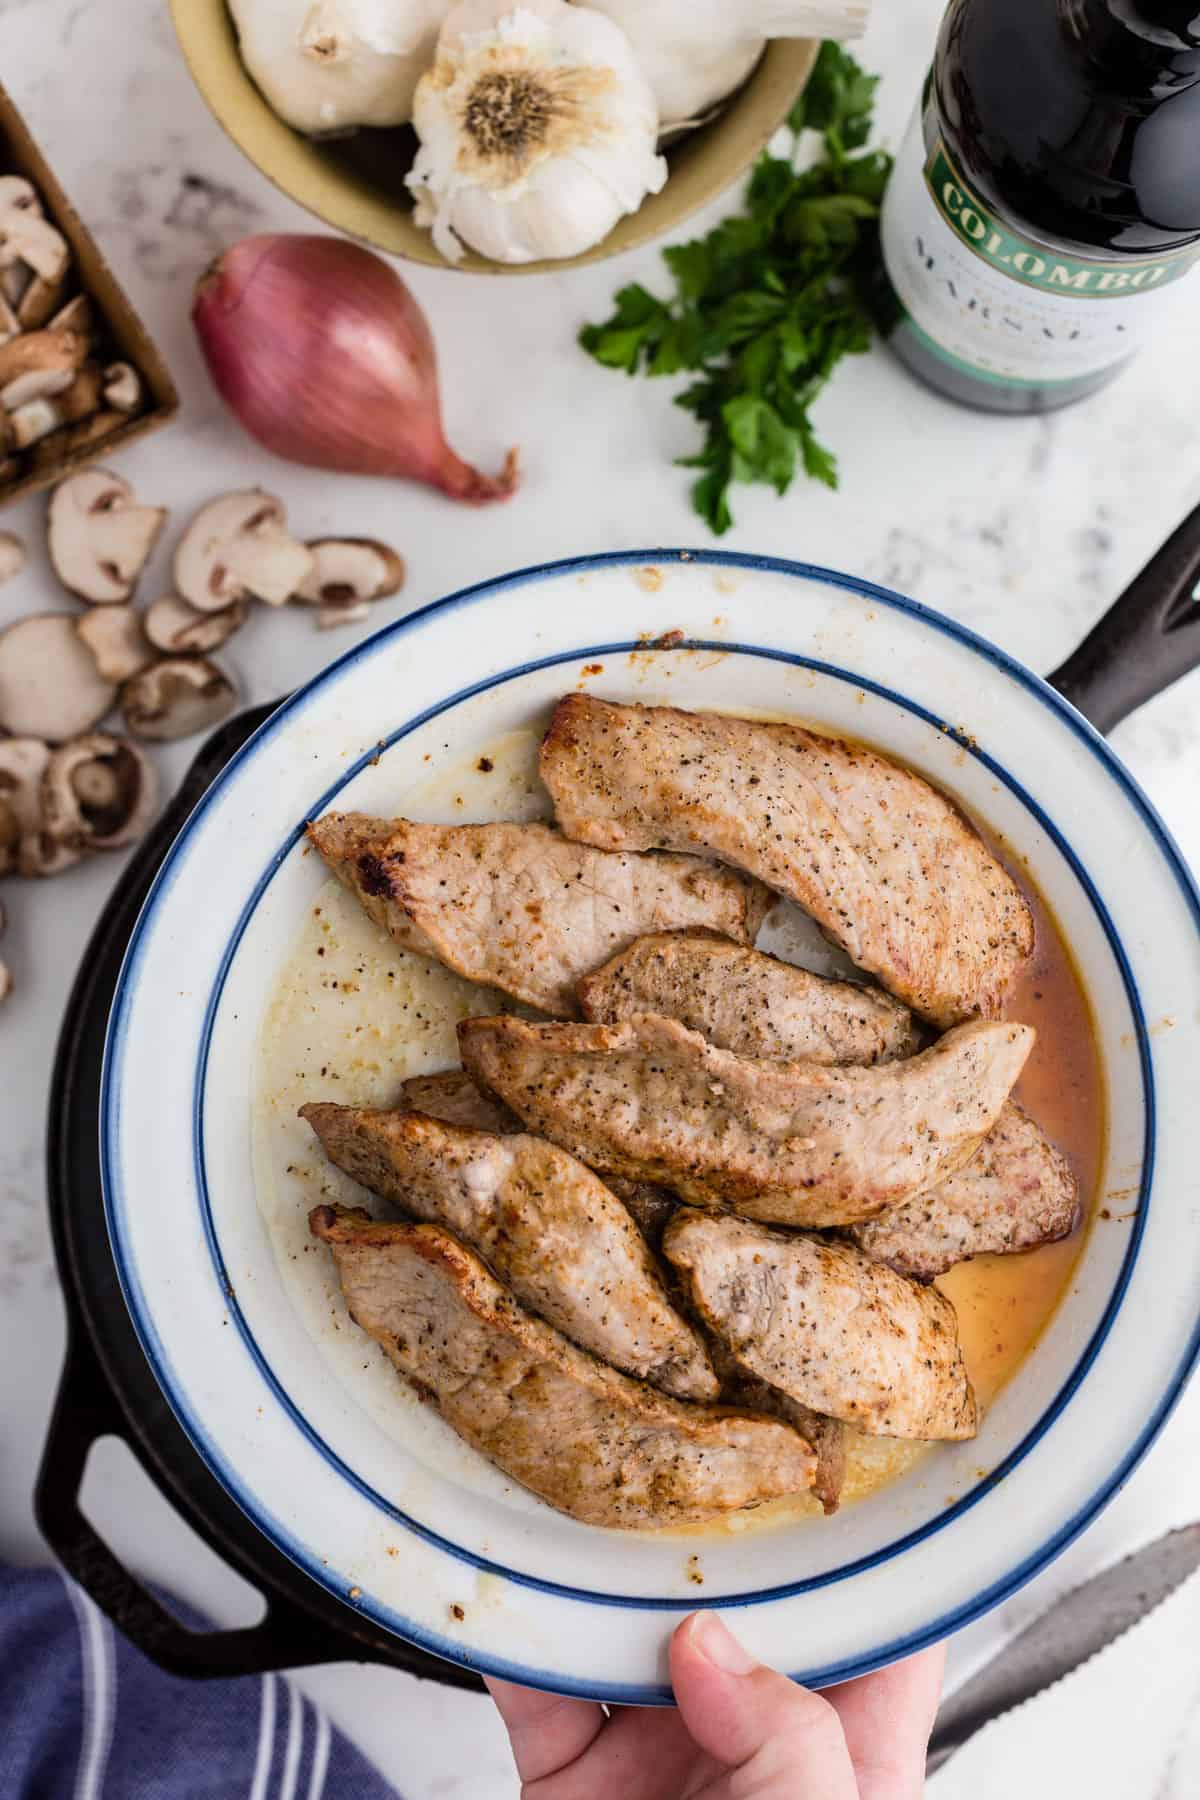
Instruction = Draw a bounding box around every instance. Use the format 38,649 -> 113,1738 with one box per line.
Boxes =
249,1671 -> 277,1800
60,1574 -> 117,1800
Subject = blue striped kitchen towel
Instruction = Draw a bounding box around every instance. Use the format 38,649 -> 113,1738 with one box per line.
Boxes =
0,1563 -> 401,1798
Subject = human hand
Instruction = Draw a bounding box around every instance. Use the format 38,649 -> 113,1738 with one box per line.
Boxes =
486,1611 -> 944,1799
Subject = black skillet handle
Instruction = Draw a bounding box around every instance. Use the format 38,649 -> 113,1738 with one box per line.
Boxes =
1048,499 -> 1200,732
37,1337 -> 379,1678
37,698 -> 484,1690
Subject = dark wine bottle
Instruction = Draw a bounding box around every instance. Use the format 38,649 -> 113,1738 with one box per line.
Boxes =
880,0 -> 1200,413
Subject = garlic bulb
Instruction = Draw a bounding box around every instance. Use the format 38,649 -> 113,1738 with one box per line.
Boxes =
407,0 -> 667,264
584,0 -> 871,131
231,0 -> 453,133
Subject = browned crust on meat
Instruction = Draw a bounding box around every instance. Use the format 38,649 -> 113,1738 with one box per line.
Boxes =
306,812 -> 772,1018
300,1102 -> 717,1400
664,1211 -> 978,1442
849,1103 -> 1081,1280
578,930 -> 921,1065
309,1206 -> 817,1529
541,695 -> 1034,1027
458,1012 -> 1034,1227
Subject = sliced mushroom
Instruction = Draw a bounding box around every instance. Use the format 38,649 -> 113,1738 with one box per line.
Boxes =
0,200 -> 68,286
0,531 -> 24,585
10,364 -> 103,446
144,593 -> 247,655
0,177 -> 41,216
75,604 -> 154,683
316,595 -> 370,630
294,536 -> 405,608
0,613 -> 116,740
102,362 -> 142,414
121,657 -> 237,741
47,467 -> 167,604
41,732 -> 158,852
47,294 -> 92,336
174,492 -> 314,612
0,293 -> 19,344
0,326 -> 88,409
0,735 -> 50,875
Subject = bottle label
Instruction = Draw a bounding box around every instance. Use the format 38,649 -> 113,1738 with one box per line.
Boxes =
881,109 -> 1200,388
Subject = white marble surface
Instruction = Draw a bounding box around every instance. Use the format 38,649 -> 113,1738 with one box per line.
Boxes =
0,0 -> 1198,1794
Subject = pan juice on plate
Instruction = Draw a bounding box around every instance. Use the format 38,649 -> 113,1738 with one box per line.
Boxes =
881,0 -> 1200,412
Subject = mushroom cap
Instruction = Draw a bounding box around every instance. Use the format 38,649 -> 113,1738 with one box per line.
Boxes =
120,657 -> 237,741
0,209 -> 69,283
102,362 -> 142,414
173,491 -> 314,611
0,735 -> 50,876
41,732 -> 159,852
0,325 -> 87,407
144,593 -> 247,655
295,537 -> 405,606
0,613 -> 116,741
75,604 -> 154,684
48,466 -> 168,605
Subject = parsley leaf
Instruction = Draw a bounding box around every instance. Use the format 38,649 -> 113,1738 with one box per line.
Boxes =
579,43 -> 893,535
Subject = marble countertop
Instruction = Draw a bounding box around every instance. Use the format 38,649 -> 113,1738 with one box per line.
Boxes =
1,0 -> 1198,1793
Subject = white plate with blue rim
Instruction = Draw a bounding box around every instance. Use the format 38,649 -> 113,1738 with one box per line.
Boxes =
101,545 -> 1200,1701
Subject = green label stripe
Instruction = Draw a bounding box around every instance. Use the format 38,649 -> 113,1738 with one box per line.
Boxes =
925,142 -> 1200,298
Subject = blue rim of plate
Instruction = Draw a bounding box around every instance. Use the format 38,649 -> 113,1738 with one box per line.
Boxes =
101,549 -> 1200,1703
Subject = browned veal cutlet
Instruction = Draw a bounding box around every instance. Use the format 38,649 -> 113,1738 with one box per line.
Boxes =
306,813 -> 771,1017
540,694 -> 1034,1027
310,1207 -> 819,1529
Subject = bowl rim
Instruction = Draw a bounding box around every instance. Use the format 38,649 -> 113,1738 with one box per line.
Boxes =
168,1 -> 820,274
101,549 -> 1200,1699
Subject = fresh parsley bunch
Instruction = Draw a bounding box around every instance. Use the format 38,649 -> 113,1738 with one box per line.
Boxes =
579,45 -> 895,535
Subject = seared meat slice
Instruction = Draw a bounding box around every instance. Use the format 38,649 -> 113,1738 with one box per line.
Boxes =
704,1334 -> 847,1514
540,694 -> 1034,1027
664,1211 -> 978,1441
849,1104 -> 1080,1281
459,1013 -> 1034,1227
301,1103 -> 716,1400
310,1207 -> 818,1529
578,930 -> 920,1064
307,813 -> 771,1017
396,1069 -> 678,1245
397,1069 -> 520,1135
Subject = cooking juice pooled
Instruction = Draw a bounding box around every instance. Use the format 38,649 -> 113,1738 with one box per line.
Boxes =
255,718 -> 1104,1528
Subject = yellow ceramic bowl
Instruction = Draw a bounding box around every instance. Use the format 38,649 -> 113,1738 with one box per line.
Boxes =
170,2 -> 818,273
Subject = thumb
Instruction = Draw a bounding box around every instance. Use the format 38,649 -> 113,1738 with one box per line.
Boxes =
670,1612 -> 858,1796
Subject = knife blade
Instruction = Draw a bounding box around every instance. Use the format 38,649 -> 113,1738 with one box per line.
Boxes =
926,1524 -> 1200,1777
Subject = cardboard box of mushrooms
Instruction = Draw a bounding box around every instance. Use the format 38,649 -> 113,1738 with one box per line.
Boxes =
0,80 -> 178,501
0,472 -> 405,1005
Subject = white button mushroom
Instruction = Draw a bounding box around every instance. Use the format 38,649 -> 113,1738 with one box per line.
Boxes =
120,657 -> 238,741
40,733 -> 159,852
75,605 -> 155,684
0,736 -> 50,876
144,593 -> 248,655
293,535 -> 405,629
173,491 -> 314,611
48,468 -> 168,605
0,613 -> 116,741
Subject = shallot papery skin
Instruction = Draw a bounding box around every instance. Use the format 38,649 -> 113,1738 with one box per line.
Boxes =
192,234 -> 519,503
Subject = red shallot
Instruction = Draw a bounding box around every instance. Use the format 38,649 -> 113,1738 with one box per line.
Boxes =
192,235 -> 519,504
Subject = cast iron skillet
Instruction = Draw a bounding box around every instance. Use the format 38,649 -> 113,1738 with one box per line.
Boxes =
34,501 -> 1200,1690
